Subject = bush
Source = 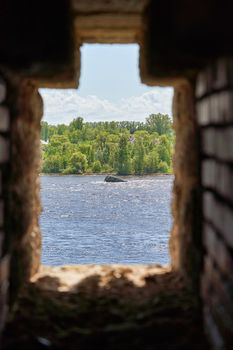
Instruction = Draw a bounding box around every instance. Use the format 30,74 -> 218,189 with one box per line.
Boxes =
62,166 -> 74,175
69,152 -> 87,174
42,155 -> 63,173
92,160 -> 102,173
158,161 -> 169,173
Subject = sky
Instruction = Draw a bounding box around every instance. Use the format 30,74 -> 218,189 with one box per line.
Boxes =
40,44 -> 173,125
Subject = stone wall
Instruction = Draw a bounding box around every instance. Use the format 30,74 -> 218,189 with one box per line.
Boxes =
196,57 -> 233,349
170,82 -> 202,289
0,74 -> 10,334
0,71 -> 42,332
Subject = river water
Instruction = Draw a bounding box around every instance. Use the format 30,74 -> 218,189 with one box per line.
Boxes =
40,175 -> 173,265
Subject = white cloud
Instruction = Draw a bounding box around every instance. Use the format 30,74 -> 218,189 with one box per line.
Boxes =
39,88 -> 173,125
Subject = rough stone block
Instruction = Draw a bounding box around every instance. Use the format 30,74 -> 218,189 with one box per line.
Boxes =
0,136 -> 9,163
202,128 -> 216,157
222,204 -> 233,249
212,58 -> 233,91
0,106 -> 10,132
0,295 -> 8,333
204,306 -> 225,350
217,164 -> 233,203
197,98 -> 210,126
202,256 -> 233,345
203,223 -> 233,278
202,160 -> 216,188
0,78 -> 6,104
197,89 -> 233,127
203,191 -> 215,222
0,231 -> 3,258
201,257 -> 214,300
0,283 -> 8,333
209,94 -> 220,124
0,200 -> 3,227
0,254 -> 9,285
196,69 -> 211,98
203,192 -> 233,249
216,128 -> 233,162
0,255 -> 9,333
218,90 -> 233,124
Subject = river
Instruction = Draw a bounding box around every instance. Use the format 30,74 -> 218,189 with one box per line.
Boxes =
40,175 -> 173,265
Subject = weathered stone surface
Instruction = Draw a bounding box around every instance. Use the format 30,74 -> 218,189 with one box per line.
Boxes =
202,160 -> 216,189
31,264 -> 170,292
196,69 -> 210,98
0,200 -> 3,227
201,128 -> 216,157
203,306 -> 225,350
0,136 -> 9,163
202,256 -> 233,348
4,265 -> 210,350
170,82 -> 200,288
0,107 -> 10,132
73,0 -> 149,14
203,191 -> 233,250
203,223 -> 233,279
3,76 -> 43,304
104,175 -> 126,182
0,255 -> 10,285
212,58 -> 233,91
217,164 -> 233,203
0,231 -> 3,257
201,127 -> 233,161
0,78 -> 6,103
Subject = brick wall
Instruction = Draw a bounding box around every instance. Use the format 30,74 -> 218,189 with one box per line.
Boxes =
196,57 -> 233,349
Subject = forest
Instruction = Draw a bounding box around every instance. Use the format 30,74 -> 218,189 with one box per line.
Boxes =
40,113 -> 174,175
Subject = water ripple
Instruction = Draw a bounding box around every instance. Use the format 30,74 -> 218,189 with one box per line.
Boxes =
40,175 -> 173,265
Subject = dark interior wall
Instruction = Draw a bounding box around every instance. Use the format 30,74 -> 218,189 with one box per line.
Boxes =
140,0 -> 233,85
0,0 -> 76,88
196,58 -> 233,349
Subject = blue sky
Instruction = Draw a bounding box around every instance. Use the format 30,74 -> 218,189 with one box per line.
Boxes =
40,44 -> 173,124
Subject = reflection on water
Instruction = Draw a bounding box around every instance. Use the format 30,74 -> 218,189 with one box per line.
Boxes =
40,175 -> 173,265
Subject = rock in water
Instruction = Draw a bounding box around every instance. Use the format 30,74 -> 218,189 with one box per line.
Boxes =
104,175 -> 126,183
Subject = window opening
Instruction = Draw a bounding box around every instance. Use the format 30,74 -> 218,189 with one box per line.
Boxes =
39,44 -> 174,266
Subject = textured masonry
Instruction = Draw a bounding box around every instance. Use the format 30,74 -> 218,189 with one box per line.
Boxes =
0,72 -> 43,332
0,75 -> 10,333
0,1 -> 232,348
196,58 -> 233,349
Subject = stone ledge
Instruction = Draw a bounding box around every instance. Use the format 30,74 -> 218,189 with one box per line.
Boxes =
31,264 -> 171,294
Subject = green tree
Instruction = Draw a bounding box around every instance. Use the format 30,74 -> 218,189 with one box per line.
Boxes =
41,121 -> 49,141
144,150 -> 159,173
41,115 -> 174,175
146,113 -> 172,135
157,135 -> 171,166
116,135 -> 131,175
69,117 -> 84,131
69,152 -> 87,174
92,160 -> 102,173
133,138 -> 145,175
42,155 -> 63,173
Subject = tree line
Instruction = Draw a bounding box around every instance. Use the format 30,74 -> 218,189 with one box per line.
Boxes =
40,113 -> 174,175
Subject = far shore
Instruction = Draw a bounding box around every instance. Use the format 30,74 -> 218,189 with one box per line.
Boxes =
40,172 -> 173,177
